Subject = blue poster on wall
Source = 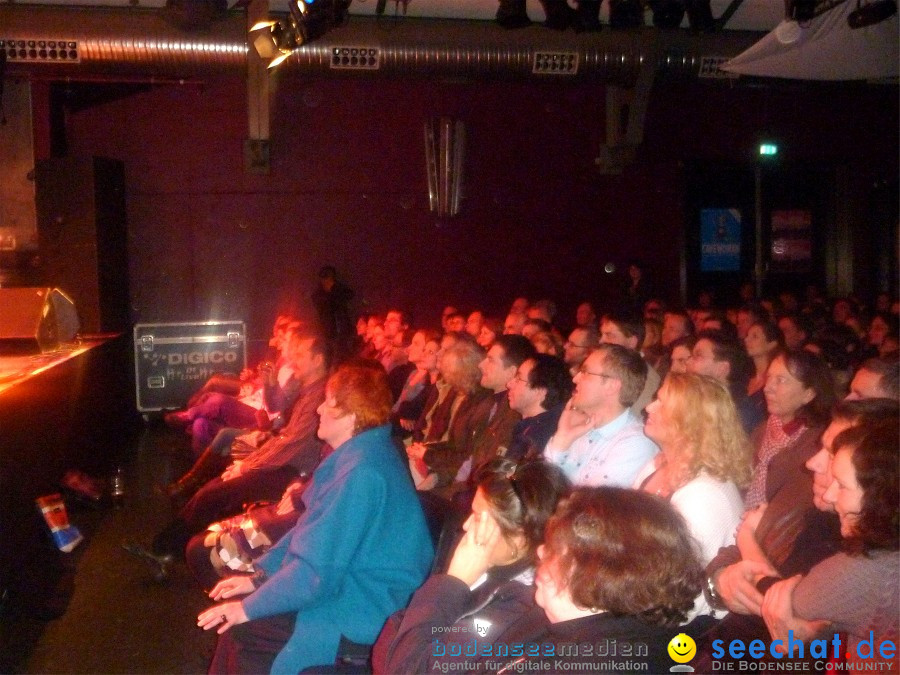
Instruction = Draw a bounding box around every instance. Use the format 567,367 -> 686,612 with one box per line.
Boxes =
700,208 -> 742,272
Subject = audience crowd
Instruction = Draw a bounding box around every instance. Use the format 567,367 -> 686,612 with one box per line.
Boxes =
137,286 -> 899,674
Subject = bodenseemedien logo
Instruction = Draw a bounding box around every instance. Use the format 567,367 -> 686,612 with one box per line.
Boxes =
668,632 -> 697,672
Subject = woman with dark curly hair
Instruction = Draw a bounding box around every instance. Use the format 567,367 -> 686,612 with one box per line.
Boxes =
762,418 -> 899,669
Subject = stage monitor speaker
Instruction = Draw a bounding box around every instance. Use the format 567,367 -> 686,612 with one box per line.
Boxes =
0,287 -> 80,355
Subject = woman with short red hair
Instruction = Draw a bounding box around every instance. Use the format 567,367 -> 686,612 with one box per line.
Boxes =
197,362 -> 434,674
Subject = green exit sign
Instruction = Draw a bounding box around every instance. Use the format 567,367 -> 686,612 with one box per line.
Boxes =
759,143 -> 779,156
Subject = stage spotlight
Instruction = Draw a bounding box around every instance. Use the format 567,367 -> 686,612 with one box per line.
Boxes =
249,19 -> 300,68
249,0 -> 353,69
848,0 -> 897,27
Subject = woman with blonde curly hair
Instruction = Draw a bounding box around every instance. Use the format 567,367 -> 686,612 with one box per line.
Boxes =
635,371 -> 751,618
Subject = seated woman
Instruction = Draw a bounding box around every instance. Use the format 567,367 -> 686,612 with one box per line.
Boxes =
167,320 -> 303,457
704,350 -> 835,623
636,372 -> 751,617
373,457 -> 571,673
181,314 -> 298,408
380,486 -> 705,673
407,341 -> 491,490
197,362 -> 434,674
744,319 -> 782,413
761,418 -> 898,669
477,318 -> 502,350
392,329 -> 441,439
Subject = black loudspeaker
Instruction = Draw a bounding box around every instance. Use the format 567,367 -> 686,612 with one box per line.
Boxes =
35,156 -> 129,335
0,287 -> 80,355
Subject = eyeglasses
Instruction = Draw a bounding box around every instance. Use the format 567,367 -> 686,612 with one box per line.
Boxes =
577,365 -> 618,380
512,374 -> 530,386
565,340 -> 592,349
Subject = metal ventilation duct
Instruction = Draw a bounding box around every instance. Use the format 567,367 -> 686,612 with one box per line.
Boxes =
0,5 -> 761,83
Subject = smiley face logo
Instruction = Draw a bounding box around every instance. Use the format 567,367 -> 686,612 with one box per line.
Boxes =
667,633 -> 696,664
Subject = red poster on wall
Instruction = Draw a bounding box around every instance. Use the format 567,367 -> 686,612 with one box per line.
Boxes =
770,209 -> 812,272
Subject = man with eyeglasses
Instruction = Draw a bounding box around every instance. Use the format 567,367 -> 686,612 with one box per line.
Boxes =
505,354 -> 573,461
544,344 -> 658,487
687,329 -> 765,434
563,326 -> 598,378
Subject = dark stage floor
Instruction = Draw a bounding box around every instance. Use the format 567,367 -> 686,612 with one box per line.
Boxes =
1,423 -> 219,674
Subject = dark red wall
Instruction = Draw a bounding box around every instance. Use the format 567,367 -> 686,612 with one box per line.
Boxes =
58,72 -> 897,337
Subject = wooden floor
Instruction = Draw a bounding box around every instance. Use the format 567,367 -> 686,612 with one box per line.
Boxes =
0,422 -> 218,674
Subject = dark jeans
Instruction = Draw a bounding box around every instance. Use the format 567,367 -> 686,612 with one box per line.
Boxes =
153,466 -> 297,558
209,612 -> 295,675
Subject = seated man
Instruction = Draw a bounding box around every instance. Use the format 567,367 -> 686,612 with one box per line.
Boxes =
415,336 -> 534,507
458,334 -> 536,482
777,312 -> 812,351
599,310 -> 661,414
661,309 -> 694,347
505,353 -> 573,461
845,356 -> 899,400
545,343 -> 658,487
688,329 -> 765,434
502,311 -> 526,335
380,309 -> 411,375
574,301 -> 597,329
563,324 -> 598,378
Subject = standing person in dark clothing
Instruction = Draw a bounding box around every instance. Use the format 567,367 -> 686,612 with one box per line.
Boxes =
311,265 -> 355,365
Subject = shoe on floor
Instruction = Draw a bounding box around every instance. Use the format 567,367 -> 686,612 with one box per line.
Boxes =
163,411 -> 192,431
121,539 -> 174,582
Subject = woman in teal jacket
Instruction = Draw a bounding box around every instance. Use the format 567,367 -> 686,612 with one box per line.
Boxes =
198,362 -> 434,674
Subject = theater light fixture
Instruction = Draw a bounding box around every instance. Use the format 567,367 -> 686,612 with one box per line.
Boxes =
250,19 -> 299,68
249,0 -> 353,69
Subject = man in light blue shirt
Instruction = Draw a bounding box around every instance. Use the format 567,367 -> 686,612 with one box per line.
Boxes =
544,343 -> 659,487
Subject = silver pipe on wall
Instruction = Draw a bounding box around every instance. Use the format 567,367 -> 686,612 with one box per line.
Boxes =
0,5 -> 760,82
